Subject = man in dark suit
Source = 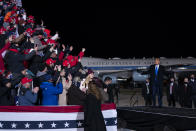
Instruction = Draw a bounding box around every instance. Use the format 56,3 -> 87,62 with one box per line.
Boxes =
148,58 -> 165,107
179,77 -> 192,108
142,78 -> 152,106
189,74 -> 196,108
166,77 -> 178,107
103,77 -> 114,103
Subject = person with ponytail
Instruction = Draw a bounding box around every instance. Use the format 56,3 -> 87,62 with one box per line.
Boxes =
84,81 -> 106,131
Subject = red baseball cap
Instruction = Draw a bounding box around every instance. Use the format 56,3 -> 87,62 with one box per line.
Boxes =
21,77 -> 32,85
26,28 -> 34,36
28,15 -> 34,20
44,29 -> 51,38
63,60 -> 69,67
46,58 -> 56,65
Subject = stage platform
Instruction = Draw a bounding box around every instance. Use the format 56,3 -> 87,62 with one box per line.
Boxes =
117,106 -> 196,131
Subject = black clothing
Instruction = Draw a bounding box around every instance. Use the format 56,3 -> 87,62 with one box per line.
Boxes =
166,82 -> 178,107
67,85 -> 86,105
84,93 -> 106,131
179,83 -> 192,108
148,65 -> 165,91
144,64 -> 165,107
5,50 -> 36,73
104,84 -> 114,103
29,50 -> 52,75
0,85 -> 13,106
189,80 -> 196,108
142,82 -> 152,106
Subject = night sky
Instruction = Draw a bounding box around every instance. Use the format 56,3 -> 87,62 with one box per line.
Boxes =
22,2 -> 195,58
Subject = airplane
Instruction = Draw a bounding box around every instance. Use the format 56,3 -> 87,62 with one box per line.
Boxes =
81,57 -> 196,87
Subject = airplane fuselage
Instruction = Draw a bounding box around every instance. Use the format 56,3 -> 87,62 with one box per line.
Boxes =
81,57 -> 196,73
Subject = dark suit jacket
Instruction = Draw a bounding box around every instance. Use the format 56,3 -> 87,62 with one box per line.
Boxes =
142,83 -> 152,97
148,64 -> 165,88
189,80 -> 196,95
166,82 -> 178,98
179,83 -> 192,104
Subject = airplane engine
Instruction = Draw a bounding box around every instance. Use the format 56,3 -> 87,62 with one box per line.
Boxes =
102,75 -> 117,84
132,71 -> 149,82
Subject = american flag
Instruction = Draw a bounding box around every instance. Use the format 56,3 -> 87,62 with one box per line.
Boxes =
0,104 -> 117,131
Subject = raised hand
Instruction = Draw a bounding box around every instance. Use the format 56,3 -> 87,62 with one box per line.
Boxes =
69,46 -> 73,51
82,48 -> 86,52
57,65 -> 61,72
68,74 -> 72,81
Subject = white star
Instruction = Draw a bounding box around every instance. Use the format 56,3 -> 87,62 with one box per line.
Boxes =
51,122 -> 57,128
0,122 -> 3,128
25,123 -> 30,128
38,122 -> 43,128
77,121 -> 82,127
11,123 -> 17,128
104,120 -> 107,125
114,119 -> 117,124
64,122 -> 69,127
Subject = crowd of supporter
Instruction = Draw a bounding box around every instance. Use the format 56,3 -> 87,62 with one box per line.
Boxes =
0,0 -> 113,107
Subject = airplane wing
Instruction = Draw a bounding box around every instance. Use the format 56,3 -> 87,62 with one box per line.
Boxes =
164,64 -> 192,71
97,64 -> 193,78
98,70 -> 132,77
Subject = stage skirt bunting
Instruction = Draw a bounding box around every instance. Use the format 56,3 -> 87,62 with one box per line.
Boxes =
0,103 -> 117,131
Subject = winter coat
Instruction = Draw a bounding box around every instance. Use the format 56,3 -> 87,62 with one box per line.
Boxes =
58,78 -> 72,105
179,83 -> 192,107
84,93 -> 106,131
98,87 -> 108,104
67,85 -> 86,105
189,80 -> 196,95
5,49 -> 36,73
40,82 -> 63,105
28,50 -> 52,75
104,84 -> 114,103
18,89 -> 38,106
0,42 -> 10,72
0,85 -> 13,106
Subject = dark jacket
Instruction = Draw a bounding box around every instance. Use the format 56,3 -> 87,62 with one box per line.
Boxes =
84,93 -> 106,131
166,82 -> 178,99
67,85 -> 86,105
40,82 -> 63,105
29,50 -> 52,75
148,65 -> 165,87
5,50 -> 36,73
179,83 -> 192,107
142,82 -> 152,97
142,64 -> 165,97
18,89 -> 38,106
0,85 -> 13,106
189,80 -> 196,95
104,84 -> 114,103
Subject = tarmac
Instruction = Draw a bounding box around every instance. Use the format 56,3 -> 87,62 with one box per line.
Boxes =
115,88 -> 181,108
116,88 -> 194,131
